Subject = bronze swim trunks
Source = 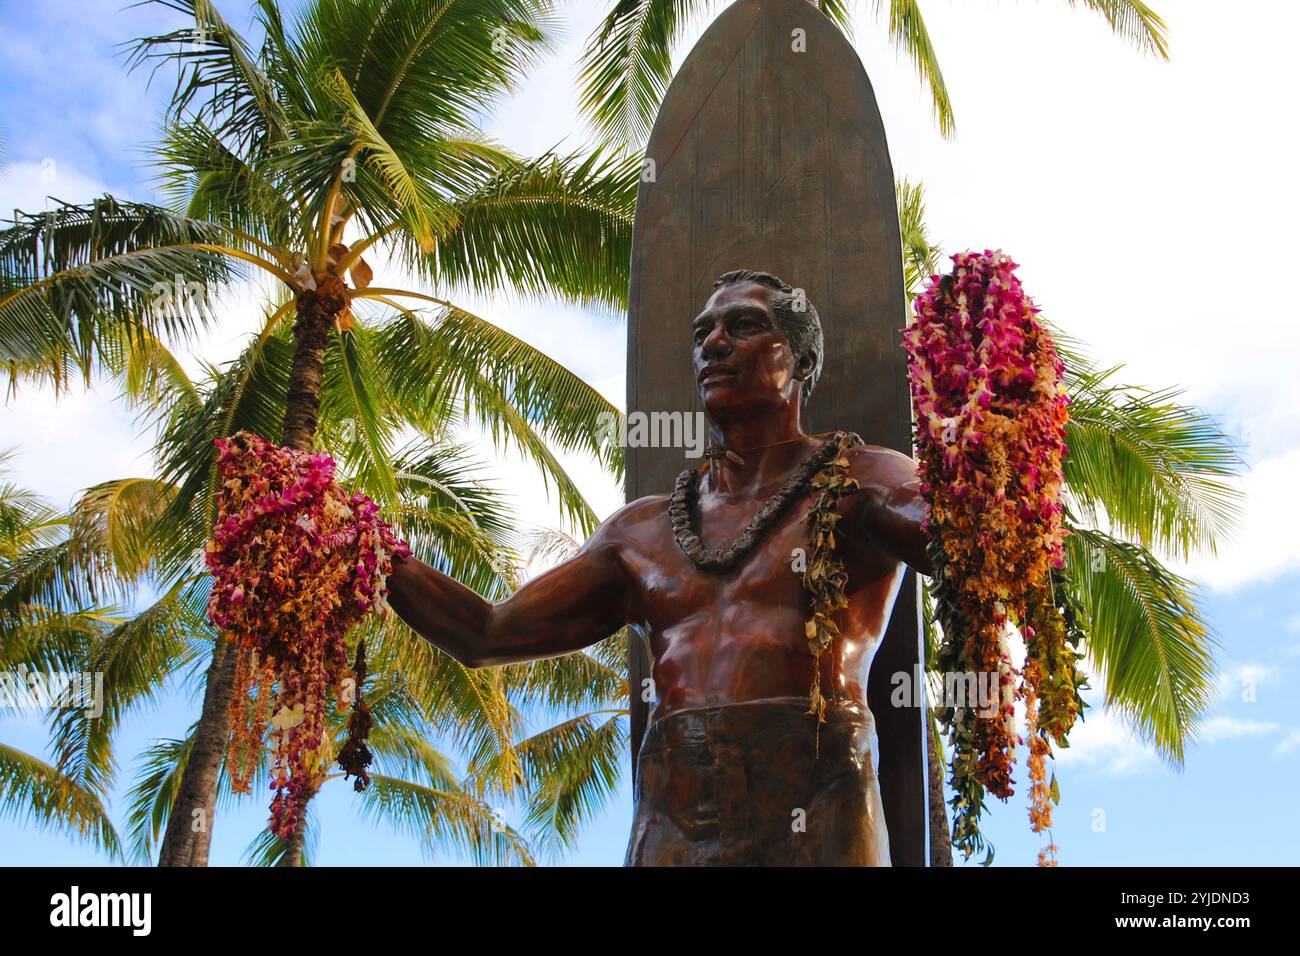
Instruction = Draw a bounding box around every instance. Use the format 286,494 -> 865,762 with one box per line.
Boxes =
624,695 -> 891,866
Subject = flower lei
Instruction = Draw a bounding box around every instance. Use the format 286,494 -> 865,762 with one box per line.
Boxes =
801,431 -> 865,727
205,431 -> 410,839
670,433 -> 847,573
903,250 -> 1086,864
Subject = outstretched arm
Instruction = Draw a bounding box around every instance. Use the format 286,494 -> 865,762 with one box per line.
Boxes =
386,533 -> 636,668
856,448 -> 933,577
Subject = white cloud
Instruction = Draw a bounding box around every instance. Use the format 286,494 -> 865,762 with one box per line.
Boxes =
1277,730 -> 1300,757
1197,717 -> 1281,744
1049,710 -> 1287,774
0,169 -> 157,510
0,381 -> 156,510
0,159 -> 118,215
0,0 -> 187,186
1049,652 -> 1285,774
853,2 -> 1300,466
1051,705 -> 1160,776
850,4 -> 1300,595
1216,662 -> 1280,702
1177,448 -> 1300,590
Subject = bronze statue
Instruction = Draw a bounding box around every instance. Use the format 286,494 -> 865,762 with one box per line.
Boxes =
387,270 -> 932,865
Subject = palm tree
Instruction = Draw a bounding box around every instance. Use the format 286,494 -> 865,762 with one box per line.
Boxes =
127,0 -> 636,866
1,0 -> 638,865
0,452 -> 125,860
579,0 -> 1168,147
33,312 -> 628,864
897,180 -> 1241,864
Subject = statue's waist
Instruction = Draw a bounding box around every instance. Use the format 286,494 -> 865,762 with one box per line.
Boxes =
632,695 -> 881,846
639,695 -> 875,764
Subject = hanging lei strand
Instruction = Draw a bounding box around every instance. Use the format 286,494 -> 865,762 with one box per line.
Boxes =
904,250 -> 1086,865
801,432 -> 864,726
206,431 -> 410,840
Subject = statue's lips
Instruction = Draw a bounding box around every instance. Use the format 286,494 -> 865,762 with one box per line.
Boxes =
698,366 -> 739,386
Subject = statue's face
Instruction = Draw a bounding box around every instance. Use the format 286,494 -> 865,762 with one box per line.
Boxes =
691,281 -> 802,422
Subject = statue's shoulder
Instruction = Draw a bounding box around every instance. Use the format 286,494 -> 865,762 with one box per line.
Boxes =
841,439 -> 920,490
609,492 -> 673,524
585,492 -> 672,550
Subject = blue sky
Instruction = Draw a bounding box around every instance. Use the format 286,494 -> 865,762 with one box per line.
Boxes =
1,0 -> 1297,866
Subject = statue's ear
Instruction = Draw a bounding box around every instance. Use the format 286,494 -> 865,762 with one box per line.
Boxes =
795,352 -> 816,380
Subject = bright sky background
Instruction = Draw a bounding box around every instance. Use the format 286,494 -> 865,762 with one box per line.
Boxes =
1,0 -> 1297,866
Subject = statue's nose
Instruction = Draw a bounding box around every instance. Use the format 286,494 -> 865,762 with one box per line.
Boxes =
700,327 -> 732,359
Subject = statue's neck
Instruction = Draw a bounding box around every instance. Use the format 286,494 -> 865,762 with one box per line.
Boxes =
704,416 -> 817,497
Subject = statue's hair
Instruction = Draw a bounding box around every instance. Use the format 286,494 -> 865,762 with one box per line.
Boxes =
712,269 -> 823,406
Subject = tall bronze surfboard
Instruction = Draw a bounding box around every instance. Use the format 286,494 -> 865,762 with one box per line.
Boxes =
624,0 -> 927,864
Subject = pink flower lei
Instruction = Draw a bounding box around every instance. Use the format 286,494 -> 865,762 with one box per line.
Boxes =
204,431 -> 411,839
904,250 -> 1085,864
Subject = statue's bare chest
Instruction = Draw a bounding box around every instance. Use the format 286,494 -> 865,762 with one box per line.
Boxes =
623,489 -> 845,630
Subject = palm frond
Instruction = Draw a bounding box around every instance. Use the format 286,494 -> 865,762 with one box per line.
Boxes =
578,0 -> 718,147
522,525 -> 581,566
373,305 -> 615,534
0,606 -> 121,674
124,0 -> 291,152
427,148 -> 638,311
0,741 -> 124,860
896,177 -> 942,303
365,721 -> 460,791
299,0 -> 559,137
1065,0 -> 1169,58
149,327 -> 294,582
0,485 -> 154,623
501,642 -> 628,712
319,323 -> 402,509
0,196 -> 233,392
49,576 -> 212,797
513,710 -> 625,853
322,67 -> 457,253
153,117 -> 299,247
1065,526 -> 1217,764
101,323 -> 203,420
0,476 -> 65,560
122,729 -> 194,865
876,0 -> 955,139
359,773 -> 536,866
70,478 -> 177,583
242,806 -> 320,866
375,622 -> 525,797
1063,357 -> 1242,560
386,439 -> 523,599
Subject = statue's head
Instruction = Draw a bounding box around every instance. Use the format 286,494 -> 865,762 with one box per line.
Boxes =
692,269 -> 823,422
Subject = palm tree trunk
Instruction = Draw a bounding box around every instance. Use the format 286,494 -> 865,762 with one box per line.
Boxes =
283,817 -> 307,866
926,709 -> 953,867
282,277 -> 345,452
158,635 -> 238,866
158,275 -> 343,866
